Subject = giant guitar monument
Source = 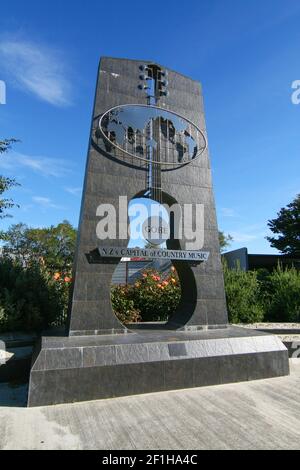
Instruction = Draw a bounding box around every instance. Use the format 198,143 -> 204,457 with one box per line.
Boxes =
28,58 -> 289,407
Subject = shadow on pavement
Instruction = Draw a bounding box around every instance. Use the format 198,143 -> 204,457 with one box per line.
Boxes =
0,381 -> 28,407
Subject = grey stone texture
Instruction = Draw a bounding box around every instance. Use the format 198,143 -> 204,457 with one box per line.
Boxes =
68,56 -> 227,335
27,58 -> 290,407
27,327 -> 289,407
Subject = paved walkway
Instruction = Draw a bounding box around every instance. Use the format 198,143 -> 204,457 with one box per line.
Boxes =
1,360 -> 300,450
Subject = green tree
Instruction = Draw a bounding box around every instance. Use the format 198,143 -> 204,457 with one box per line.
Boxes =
266,194 -> 300,255
0,138 -> 20,218
219,231 -> 233,252
1,220 -> 77,272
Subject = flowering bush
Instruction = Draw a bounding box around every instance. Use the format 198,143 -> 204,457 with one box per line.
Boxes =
0,257 -> 71,332
2,253 -> 299,333
110,285 -> 142,324
111,267 -> 181,324
0,219 -> 75,332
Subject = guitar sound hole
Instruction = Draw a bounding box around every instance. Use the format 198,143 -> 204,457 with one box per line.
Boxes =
110,197 -> 182,328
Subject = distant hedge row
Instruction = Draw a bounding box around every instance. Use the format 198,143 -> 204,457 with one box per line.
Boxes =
0,257 -> 299,332
111,263 -> 300,325
223,263 -> 300,323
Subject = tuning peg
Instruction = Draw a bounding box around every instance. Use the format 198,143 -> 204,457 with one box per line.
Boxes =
138,84 -> 149,90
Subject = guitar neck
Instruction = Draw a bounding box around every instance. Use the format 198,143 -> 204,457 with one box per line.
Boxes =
144,68 -> 163,203
146,117 -> 162,203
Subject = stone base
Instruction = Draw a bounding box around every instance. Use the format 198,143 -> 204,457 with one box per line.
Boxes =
27,326 -> 289,407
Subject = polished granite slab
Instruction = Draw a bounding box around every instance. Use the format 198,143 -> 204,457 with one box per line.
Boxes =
41,325 -> 273,348
28,326 -> 289,407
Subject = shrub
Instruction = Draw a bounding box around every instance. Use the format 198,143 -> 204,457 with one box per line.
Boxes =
2,253 -> 299,332
0,257 -> 70,332
262,265 -> 300,322
111,268 -> 181,323
223,262 -> 264,323
110,285 -> 141,324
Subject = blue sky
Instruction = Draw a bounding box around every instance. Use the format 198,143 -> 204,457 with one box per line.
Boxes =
0,0 -> 299,254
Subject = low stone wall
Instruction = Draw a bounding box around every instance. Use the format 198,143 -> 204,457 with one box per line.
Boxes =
0,332 -> 36,383
237,322 -> 300,333
236,323 -> 300,357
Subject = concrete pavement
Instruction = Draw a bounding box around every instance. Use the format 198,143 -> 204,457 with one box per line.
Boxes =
1,359 -> 300,450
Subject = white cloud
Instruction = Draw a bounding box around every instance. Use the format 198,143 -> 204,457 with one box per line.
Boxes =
65,186 -> 82,196
220,207 -> 236,217
230,232 -> 259,243
20,155 -> 70,177
0,151 -> 72,177
32,196 -> 65,210
230,229 -> 267,244
0,39 -> 72,106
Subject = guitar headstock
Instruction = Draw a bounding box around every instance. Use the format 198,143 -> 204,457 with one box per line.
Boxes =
138,63 -> 169,104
